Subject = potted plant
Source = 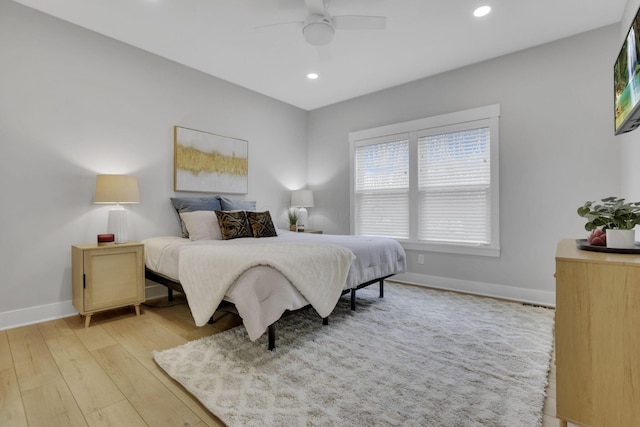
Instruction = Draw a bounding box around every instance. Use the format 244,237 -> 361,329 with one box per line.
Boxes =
288,209 -> 298,232
577,196 -> 640,248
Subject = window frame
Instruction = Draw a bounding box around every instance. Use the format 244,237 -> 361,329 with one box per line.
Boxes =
349,104 -> 500,257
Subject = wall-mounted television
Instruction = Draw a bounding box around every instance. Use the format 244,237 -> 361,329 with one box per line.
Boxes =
615,6 -> 640,135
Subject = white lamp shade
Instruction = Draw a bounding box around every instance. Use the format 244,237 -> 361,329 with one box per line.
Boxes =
290,190 -> 314,208
94,175 -> 140,204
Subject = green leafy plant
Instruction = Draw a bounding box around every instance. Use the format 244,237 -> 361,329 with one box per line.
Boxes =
577,196 -> 640,231
288,209 -> 298,225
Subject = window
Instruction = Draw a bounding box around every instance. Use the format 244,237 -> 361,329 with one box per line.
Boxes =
418,127 -> 491,244
354,137 -> 409,238
349,105 -> 500,257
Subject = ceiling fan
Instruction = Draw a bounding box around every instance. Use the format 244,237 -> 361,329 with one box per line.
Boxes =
260,0 -> 387,46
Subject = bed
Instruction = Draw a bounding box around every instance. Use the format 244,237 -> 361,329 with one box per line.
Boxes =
144,196 -> 406,349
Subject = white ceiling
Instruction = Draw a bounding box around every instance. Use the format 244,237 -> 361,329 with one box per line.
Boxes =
12,0 -> 628,111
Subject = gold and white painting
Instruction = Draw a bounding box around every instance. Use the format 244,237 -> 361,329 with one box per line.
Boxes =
174,126 -> 248,194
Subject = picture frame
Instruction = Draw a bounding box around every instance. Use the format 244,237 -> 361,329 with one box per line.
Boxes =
174,126 -> 248,194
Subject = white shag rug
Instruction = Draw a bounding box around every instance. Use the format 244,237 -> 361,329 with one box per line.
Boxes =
154,283 -> 555,427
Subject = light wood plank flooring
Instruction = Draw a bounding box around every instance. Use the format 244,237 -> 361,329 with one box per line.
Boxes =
1,292 -> 562,427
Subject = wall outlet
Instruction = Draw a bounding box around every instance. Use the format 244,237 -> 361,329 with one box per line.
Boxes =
418,254 -> 424,264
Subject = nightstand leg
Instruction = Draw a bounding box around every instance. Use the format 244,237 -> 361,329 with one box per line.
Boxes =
558,420 -> 567,427
84,314 -> 91,328
134,304 -> 141,316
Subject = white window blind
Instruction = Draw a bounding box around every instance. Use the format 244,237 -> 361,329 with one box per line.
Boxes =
354,139 -> 409,238
418,127 -> 490,244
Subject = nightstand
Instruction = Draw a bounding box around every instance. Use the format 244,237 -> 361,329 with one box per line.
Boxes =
298,229 -> 323,234
72,241 -> 145,327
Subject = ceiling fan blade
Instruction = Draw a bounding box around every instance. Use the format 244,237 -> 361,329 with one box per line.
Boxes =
333,15 -> 387,30
304,0 -> 327,16
255,21 -> 304,31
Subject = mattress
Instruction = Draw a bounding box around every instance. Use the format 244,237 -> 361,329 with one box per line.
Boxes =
145,230 -> 406,288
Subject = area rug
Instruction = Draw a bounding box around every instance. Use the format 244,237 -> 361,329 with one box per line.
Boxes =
153,283 -> 555,427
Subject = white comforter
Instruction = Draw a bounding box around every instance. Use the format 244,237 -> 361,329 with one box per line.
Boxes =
178,242 -> 355,327
144,231 -> 406,340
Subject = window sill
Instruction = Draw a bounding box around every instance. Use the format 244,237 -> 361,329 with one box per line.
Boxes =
399,240 -> 500,257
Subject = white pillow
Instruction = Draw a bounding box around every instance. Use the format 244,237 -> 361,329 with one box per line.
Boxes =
179,210 -> 222,241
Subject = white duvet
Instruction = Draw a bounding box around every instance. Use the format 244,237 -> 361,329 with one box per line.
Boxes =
144,230 -> 406,340
178,242 -> 355,327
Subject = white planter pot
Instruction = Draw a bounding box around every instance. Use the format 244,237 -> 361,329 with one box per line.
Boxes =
606,229 -> 636,249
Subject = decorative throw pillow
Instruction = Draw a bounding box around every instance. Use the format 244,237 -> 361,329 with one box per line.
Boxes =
215,210 -> 252,240
179,211 -> 222,241
170,197 -> 222,237
219,196 -> 256,212
246,211 -> 277,238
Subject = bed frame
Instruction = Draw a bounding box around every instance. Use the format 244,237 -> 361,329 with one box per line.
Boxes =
145,268 -> 389,350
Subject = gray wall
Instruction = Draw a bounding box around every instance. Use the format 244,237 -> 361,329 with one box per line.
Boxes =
0,0 -> 308,327
307,24 -> 620,304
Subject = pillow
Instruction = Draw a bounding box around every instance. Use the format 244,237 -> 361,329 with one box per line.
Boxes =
246,211 -> 278,238
179,211 -> 222,241
215,210 -> 252,240
219,196 -> 256,212
170,197 -> 222,237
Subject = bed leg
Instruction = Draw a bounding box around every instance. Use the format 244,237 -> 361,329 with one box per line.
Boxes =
379,279 -> 384,298
323,317 -> 329,326
168,288 -> 174,302
350,288 -> 356,311
268,324 -> 276,351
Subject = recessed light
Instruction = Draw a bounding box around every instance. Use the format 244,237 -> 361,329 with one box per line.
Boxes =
307,73 -> 319,80
473,5 -> 491,17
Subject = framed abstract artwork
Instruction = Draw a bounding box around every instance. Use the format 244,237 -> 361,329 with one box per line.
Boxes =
174,126 -> 248,194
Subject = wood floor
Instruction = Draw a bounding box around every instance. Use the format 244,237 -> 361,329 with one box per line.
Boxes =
1,291 -> 562,427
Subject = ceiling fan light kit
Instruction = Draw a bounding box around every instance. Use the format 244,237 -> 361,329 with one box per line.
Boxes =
303,17 -> 335,46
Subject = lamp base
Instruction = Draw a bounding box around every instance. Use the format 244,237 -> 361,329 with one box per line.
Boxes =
107,206 -> 128,244
297,207 -> 308,231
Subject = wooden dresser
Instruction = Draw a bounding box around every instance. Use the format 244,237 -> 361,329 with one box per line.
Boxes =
555,239 -> 640,427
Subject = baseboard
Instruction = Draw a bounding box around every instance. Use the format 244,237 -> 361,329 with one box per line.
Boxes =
0,276 -> 552,331
391,272 -> 556,308
145,283 -> 171,300
0,300 -> 77,331
0,282 -> 173,331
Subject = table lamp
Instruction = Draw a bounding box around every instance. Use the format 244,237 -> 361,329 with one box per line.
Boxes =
94,175 -> 140,243
291,189 -> 314,231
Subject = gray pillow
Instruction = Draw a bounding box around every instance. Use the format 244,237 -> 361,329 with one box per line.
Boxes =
219,196 -> 256,211
170,197 -> 222,237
